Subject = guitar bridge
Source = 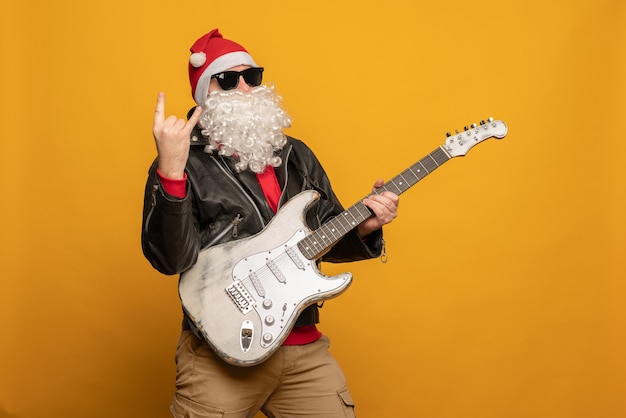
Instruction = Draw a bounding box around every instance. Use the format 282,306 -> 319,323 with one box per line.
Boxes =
225,280 -> 255,314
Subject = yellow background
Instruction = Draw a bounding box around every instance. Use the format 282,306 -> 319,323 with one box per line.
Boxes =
1,0 -> 624,417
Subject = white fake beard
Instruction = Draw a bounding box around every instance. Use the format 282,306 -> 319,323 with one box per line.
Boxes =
198,84 -> 292,174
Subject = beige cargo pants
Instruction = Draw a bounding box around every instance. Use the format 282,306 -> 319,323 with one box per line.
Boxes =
170,330 -> 356,418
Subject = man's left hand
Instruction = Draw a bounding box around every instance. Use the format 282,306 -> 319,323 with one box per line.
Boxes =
357,179 -> 399,239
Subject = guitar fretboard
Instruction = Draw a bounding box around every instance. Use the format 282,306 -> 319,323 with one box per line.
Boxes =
297,146 -> 451,260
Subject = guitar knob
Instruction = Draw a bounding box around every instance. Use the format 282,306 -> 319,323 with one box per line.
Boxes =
265,315 -> 275,325
262,299 -> 273,309
263,333 -> 273,343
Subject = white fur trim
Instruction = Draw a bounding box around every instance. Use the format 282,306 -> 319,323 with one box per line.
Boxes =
194,51 -> 257,104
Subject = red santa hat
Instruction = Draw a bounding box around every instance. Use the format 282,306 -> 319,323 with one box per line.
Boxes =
188,29 -> 258,105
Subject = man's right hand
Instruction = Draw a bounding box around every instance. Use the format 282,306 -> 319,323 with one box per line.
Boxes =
152,92 -> 202,179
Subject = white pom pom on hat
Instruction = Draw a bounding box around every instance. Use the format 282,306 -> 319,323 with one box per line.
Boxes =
189,52 -> 207,68
188,29 -> 258,104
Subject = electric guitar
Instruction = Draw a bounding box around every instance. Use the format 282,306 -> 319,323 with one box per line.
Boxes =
178,118 -> 508,366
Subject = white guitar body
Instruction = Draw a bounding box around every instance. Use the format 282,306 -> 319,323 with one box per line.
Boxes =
179,118 -> 508,367
178,190 -> 353,366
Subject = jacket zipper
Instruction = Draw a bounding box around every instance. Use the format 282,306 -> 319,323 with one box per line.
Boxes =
203,213 -> 244,248
144,183 -> 160,233
276,145 -> 292,210
231,213 -> 243,238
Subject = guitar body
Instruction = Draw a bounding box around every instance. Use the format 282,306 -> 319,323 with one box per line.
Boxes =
178,190 -> 353,366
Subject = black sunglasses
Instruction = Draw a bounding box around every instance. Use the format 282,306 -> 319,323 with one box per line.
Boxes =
211,67 -> 264,90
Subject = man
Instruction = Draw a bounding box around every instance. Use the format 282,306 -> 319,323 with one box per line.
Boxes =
142,29 -> 399,417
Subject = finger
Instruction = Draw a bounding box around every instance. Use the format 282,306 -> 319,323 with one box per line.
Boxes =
365,194 -> 398,220
154,92 -> 165,125
367,190 -> 398,206
362,202 -> 389,228
366,195 -> 394,214
371,178 -> 384,192
171,116 -> 187,131
363,196 -> 385,216
379,191 -> 399,207
183,106 -> 203,135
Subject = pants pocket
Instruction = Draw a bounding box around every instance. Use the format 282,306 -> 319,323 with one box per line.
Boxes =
337,387 -> 356,417
170,393 -> 225,418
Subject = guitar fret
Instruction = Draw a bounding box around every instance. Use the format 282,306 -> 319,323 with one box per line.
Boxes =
421,155 -> 439,172
382,174 -> 405,195
399,170 -> 418,187
315,227 -> 334,248
314,225 -> 337,249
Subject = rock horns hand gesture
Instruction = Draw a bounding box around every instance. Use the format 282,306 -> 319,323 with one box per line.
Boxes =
152,92 -> 202,180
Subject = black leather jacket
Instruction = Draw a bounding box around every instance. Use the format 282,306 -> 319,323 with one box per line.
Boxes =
141,132 -> 383,325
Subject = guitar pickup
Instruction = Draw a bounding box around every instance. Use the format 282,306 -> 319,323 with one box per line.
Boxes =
248,272 -> 266,297
286,245 -> 306,270
266,259 -> 286,283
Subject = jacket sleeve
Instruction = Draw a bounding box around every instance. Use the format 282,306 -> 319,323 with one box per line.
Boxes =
323,227 -> 383,263
141,161 -> 202,275
291,140 -> 384,263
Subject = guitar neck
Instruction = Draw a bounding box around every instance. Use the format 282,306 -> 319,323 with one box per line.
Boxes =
298,146 -> 451,260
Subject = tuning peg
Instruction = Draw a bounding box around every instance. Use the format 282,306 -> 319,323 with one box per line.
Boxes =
446,132 -> 452,137
488,117 -> 494,123
479,120 -> 486,125
471,123 -> 477,128
464,126 -> 469,131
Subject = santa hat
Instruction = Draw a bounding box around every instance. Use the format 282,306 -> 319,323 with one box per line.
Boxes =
188,29 -> 258,105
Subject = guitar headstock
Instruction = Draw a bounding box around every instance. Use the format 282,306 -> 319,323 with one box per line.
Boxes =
443,118 -> 507,157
